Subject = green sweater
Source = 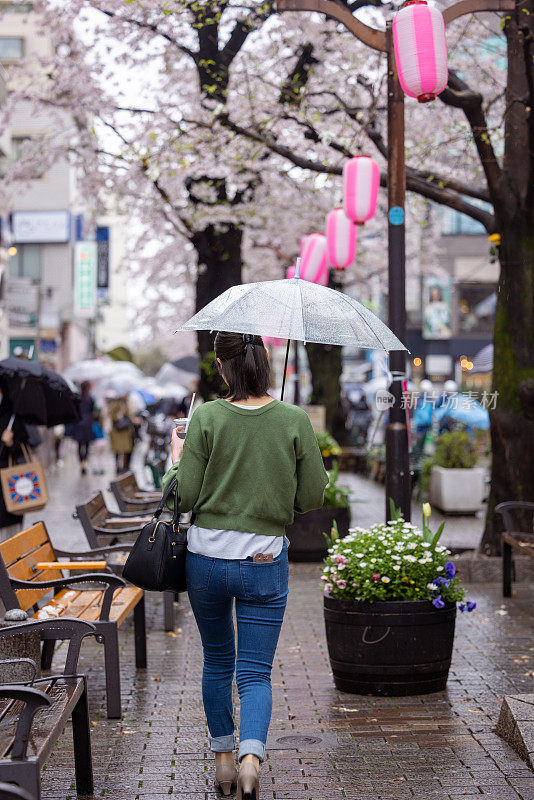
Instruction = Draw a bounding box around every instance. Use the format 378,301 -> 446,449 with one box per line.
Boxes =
162,399 -> 328,537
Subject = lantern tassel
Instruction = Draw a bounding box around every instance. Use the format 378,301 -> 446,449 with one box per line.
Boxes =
294,257 -> 301,279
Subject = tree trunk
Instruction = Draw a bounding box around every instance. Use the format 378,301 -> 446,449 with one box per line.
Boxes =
304,270 -> 348,443
481,226 -> 534,554
192,222 -> 243,400
305,342 -> 347,444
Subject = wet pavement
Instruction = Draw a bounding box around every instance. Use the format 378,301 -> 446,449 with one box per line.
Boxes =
13,446 -> 533,799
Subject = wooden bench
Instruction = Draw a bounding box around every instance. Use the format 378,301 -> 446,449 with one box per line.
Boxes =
109,471 -> 161,513
75,490 -> 178,632
0,617 -> 95,799
74,490 -> 153,548
0,523 -> 146,719
495,501 -> 534,597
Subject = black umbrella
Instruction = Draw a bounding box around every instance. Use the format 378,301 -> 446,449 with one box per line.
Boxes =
0,357 -> 81,427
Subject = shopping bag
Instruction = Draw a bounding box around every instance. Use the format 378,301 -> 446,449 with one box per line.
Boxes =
0,445 -> 49,515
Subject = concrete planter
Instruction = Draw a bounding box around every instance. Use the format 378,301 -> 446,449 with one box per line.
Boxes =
430,465 -> 485,514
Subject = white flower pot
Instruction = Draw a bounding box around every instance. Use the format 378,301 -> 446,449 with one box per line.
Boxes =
429,465 -> 485,514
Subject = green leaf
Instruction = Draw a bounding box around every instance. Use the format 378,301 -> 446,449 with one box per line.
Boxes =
430,522 -> 445,551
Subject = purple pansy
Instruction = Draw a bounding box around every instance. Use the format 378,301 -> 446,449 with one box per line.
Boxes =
459,603 -> 466,612
444,561 -> 456,579
466,601 -> 477,612
432,595 -> 445,609
434,576 -> 450,587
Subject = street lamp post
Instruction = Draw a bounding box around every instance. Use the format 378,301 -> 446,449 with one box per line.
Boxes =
277,0 -> 514,522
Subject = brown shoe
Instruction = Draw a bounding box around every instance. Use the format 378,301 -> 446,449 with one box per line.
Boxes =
237,760 -> 259,800
215,761 -> 238,796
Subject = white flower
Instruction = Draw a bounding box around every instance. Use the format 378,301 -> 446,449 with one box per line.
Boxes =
408,542 -> 417,549
436,566 -> 444,572
370,558 -> 377,563
393,565 -> 401,571
381,576 -> 390,583
355,553 -> 365,558
427,582 -> 438,590
418,559 -> 427,565
337,563 -> 346,570
423,551 -> 432,557
360,562 -> 367,568
404,555 -> 416,562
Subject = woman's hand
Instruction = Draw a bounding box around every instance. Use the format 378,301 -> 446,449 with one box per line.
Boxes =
1,429 -> 14,448
171,426 -> 185,464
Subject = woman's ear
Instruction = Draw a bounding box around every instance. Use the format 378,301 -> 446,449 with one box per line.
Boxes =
216,358 -> 223,372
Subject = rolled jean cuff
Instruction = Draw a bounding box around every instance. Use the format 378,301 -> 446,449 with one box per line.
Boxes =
209,733 -> 235,752
239,739 -> 265,762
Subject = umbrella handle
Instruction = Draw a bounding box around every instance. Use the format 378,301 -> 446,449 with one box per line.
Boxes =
280,341 -> 290,402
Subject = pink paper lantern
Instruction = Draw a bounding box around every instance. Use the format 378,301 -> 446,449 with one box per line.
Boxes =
343,155 -> 380,225
393,0 -> 448,103
300,233 -> 328,286
299,235 -> 310,257
326,208 -> 357,270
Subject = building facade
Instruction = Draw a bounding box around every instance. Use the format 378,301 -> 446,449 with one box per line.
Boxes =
406,206 -> 496,386
0,2 -> 131,368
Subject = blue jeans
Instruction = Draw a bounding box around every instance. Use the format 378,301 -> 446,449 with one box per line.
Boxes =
186,542 -> 289,762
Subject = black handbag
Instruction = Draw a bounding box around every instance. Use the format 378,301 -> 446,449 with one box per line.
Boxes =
123,479 -> 188,592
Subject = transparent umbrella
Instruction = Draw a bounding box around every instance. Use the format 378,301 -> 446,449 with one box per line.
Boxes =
177,260 -> 407,399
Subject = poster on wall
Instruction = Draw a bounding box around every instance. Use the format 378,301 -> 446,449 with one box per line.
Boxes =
422,277 -> 452,340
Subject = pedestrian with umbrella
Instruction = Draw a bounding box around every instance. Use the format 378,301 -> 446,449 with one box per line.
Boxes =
0,357 -> 80,539
164,260 -> 407,799
69,380 -> 96,476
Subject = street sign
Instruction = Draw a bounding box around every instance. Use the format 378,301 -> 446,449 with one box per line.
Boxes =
74,242 -> 97,318
12,210 -> 71,243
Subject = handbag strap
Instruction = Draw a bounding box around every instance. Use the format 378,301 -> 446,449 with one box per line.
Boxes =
153,478 -> 180,521
20,443 -> 33,463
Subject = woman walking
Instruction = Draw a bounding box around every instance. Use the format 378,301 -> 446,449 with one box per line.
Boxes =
71,381 -> 95,475
108,394 -> 135,474
162,332 -> 327,800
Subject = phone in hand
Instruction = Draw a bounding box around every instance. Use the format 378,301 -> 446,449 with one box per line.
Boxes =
173,393 -> 196,439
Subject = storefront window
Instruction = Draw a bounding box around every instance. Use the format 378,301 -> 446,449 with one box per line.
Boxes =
0,37 -> 24,60
9,244 -> 42,280
458,283 -> 495,334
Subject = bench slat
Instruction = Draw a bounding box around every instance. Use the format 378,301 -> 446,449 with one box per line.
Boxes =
30,589 -> 101,622
0,678 -> 82,763
0,523 -> 50,568
9,544 -> 62,612
80,586 -> 142,626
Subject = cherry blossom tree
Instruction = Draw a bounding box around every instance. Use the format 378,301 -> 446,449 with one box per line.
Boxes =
212,6 -> 532,553
2,1 -> 530,548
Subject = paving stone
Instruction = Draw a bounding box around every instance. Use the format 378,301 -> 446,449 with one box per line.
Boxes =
9,453 -> 531,798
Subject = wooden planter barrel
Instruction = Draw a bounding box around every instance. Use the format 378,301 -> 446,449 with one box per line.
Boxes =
286,506 -> 350,562
324,597 -> 456,696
